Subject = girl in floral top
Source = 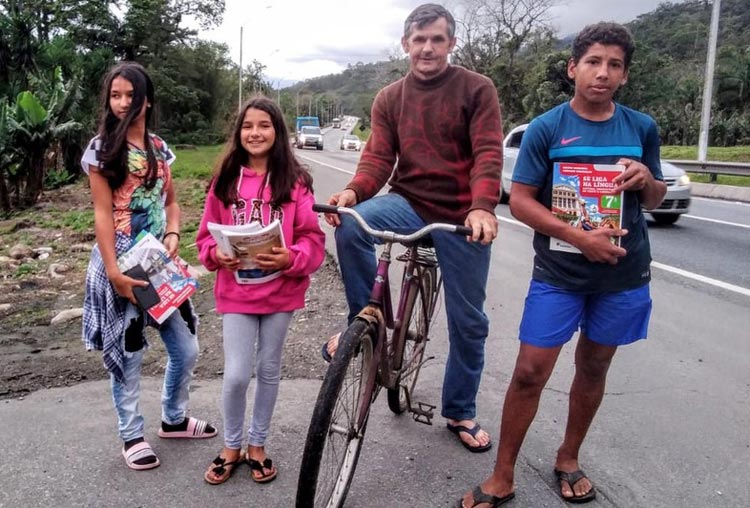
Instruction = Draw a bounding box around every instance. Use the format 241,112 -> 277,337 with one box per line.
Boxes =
81,62 -> 216,471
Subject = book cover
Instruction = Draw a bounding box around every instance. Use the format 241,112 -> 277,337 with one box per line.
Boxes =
117,232 -> 198,323
207,220 -> 286,285
550,162 -> 624,254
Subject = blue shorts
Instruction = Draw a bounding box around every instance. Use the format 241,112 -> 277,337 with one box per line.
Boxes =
518,280 -> 652,348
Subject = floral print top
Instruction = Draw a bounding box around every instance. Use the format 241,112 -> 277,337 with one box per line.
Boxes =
81,135 -> 176,241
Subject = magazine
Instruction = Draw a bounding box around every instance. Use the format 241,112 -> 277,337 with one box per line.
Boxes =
550,162 -> 624,254
207,220 -> 286,285
117,231 -> 198,324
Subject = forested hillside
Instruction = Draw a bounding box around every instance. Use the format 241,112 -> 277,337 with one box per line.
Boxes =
296,0 -> 749,146
1,0 -> 747,212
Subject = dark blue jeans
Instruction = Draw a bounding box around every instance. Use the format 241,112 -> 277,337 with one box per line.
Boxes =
335,193 -> 491,420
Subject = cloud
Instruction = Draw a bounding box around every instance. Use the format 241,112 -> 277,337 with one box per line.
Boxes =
201,0 -> 685,83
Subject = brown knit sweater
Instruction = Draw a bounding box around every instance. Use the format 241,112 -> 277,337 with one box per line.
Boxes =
347,65 -> 503,224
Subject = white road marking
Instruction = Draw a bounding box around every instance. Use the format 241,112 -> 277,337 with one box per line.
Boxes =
683,214 -> 750,229
651,262 -> 750,297
692,196 -> 750,207
497,215 -> 750,297
298,154 -> 355,175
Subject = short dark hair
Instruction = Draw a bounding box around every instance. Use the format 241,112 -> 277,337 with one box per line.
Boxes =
403,3 -> 455,39
571,22 -> 635,69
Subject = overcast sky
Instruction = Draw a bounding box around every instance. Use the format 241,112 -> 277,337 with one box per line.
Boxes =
200,0 -> 687,85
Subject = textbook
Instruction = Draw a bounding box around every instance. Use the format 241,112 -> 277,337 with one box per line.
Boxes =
207,220 -> 286,285
549,162 -> 624,254
117,231 -> 198,323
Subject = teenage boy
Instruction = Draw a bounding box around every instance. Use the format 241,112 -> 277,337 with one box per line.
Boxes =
456,22 -> 666,507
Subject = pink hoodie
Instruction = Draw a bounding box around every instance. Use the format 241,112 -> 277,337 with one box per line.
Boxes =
196,167 -> 325,314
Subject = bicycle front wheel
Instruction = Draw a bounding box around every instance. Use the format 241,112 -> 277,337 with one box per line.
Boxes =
387,263 -> 437,414
296,319 -> 376,508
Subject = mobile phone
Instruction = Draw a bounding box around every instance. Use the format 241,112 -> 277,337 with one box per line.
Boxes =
123,264 -> 161,310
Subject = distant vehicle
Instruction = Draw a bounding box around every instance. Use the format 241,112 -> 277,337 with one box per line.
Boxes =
295,116 -> 320,146
340,134 -> 361,151
500,123 -> 691,224
332,117 -> 341,129
296,126 -> 324,150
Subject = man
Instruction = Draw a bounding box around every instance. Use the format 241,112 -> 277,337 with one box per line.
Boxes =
323,3 -> 503,453
456,22 -> 666,507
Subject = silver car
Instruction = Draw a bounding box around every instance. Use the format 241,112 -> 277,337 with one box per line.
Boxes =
501,123 -> 691,224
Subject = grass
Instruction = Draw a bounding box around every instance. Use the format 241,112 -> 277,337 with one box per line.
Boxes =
662,145 -> 750,187
661,145 -> 750,163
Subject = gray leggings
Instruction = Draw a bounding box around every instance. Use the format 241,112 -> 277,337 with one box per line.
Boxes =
221,312 -> 293,449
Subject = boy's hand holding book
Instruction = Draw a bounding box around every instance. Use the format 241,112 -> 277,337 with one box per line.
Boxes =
574,227 -> 628,265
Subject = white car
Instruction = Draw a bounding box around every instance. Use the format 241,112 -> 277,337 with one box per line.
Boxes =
296,126 -> 324,150
500,123 -> 691,224
340,134 -> 361,151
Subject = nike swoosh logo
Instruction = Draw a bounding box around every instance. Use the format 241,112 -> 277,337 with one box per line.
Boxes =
560,136 -> 582,145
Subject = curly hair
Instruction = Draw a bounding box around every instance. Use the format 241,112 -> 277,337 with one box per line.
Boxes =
571,22 -> 635,69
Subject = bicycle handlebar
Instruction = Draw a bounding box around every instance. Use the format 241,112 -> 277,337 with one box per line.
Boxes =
313,203 -> 473,241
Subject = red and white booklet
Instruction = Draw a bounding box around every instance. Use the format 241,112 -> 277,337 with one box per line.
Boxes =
117,232 -> 198,323
550,162 -> 624,253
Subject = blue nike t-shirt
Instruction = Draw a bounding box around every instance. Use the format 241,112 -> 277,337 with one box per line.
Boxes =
512,101 -> 663,293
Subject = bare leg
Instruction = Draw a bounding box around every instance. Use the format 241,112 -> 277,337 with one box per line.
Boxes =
459,343 -> 562,507
555,333 -> 617,499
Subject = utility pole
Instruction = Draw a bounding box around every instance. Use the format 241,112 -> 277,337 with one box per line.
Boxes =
238,26 -> 243,114
698,0 -> 721,179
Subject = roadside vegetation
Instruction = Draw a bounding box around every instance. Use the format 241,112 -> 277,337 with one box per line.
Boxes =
1,0 -> 749,216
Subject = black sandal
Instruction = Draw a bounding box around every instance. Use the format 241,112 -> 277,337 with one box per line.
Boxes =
456,485 -> 515,508
204,453 -> 242,485
554,469 -> 596,503
247,456 -> 278,483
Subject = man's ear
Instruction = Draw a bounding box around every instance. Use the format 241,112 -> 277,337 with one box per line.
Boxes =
401,36 -> 409,53
448,37 -> 457,52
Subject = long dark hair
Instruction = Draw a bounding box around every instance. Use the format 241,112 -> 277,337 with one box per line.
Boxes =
212,95 -> 313,207
96,61 -> 158,190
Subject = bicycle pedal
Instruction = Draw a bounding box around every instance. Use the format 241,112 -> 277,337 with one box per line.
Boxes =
411,401 -> 436,425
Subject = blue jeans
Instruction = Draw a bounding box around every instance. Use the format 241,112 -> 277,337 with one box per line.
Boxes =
110,302 -> 199,442
335,193 -> 491,420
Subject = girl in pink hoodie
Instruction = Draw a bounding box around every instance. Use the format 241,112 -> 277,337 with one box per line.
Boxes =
196,96 -> 325,485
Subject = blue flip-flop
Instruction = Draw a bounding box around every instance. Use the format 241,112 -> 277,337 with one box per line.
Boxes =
446,422 -> 493,453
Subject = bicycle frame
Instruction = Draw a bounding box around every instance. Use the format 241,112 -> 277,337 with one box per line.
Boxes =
353,239 -> 430,429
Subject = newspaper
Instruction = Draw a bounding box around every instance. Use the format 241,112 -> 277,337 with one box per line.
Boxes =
207,220 -> 286,285
117,231 -> 198,323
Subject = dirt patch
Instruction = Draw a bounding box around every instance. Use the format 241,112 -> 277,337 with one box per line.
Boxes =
0,181 -> 347,400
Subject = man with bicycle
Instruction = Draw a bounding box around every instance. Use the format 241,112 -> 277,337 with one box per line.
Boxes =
323,3 -> 503,453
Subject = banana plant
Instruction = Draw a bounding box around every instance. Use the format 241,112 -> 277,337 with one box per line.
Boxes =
4,67 -> 81,209
0,98 -> 16,212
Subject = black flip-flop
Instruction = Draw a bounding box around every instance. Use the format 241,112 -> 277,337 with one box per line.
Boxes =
247,456 -> 278,483
554,468 -> 596,503
456,485 -> 515,508
446,422 -> 492,453
320,341 -> 333,363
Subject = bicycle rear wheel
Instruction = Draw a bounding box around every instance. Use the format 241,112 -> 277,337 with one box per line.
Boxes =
296,319 -> 376,508
387,263 -> 438,414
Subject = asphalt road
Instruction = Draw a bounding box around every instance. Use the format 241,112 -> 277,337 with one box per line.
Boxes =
1,133 -> 748,508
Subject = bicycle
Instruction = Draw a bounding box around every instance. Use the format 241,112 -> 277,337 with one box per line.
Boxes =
295,204 -> 472,508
